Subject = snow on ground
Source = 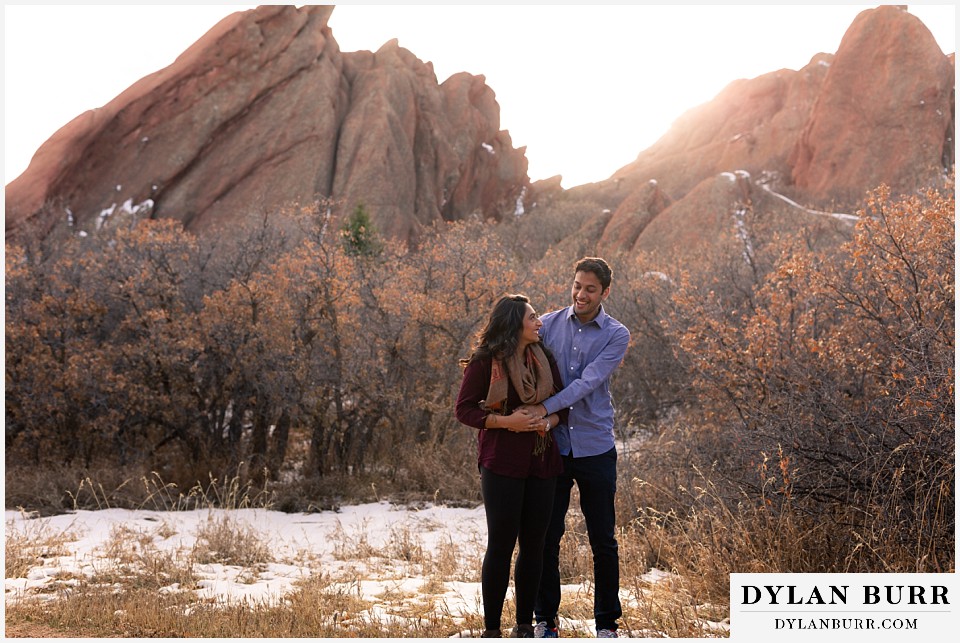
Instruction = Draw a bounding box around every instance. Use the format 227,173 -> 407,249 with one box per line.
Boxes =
5,502 -> 487,609
4,429 -> 729,637
6,502 -> 708,637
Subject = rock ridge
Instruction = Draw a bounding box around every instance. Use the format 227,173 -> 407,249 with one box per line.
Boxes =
5,5 -> 530,248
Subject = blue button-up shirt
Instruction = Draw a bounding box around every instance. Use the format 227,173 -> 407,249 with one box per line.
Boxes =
539,304 -> 630,457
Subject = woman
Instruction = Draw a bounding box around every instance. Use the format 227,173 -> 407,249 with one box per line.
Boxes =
455,294 -> 565,638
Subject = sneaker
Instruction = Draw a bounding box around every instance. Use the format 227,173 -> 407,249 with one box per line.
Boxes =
510,624 -> 535,638
597,628 -> 618,638
534,621 -> 559,638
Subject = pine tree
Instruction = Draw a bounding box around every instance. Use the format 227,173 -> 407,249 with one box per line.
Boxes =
340,203 -> 383,257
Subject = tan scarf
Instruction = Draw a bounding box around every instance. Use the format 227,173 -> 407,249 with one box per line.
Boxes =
482,344 -> 555,455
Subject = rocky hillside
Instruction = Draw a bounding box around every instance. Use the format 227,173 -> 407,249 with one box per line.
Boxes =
4,5 -> 529,248
5,5 -> 954,261
583,4 -> 954,262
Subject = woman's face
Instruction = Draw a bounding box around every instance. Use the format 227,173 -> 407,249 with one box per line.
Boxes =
519,303 -> 542,346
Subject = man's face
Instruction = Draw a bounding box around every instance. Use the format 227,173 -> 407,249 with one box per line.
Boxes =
570,270 -> 608,322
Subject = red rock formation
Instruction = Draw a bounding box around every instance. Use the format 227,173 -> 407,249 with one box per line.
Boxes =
592,5 -> 953,260
7,5 -> 952,263
790,5 -> 954,202
333,46 -> 528,241
632,172 -> 751,260
598,179 -> 671,252
591,55 -> 832,257
5,5 -> 530,248
606,53 -> 832,207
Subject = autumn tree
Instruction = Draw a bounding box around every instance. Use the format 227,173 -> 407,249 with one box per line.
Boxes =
346,218 -> 522,453
5,219 -> 207,469
674,184 -> 954,571
5,240 -> 118,465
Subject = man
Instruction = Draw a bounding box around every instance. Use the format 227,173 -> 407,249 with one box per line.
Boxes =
522,256 -> 630,639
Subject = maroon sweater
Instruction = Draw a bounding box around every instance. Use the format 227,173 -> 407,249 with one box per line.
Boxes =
455,353 -> 565,479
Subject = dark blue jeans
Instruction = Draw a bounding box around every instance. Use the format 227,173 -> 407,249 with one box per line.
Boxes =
535,448 -> 622,631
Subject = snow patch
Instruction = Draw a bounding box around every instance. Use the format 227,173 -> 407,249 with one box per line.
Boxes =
3,502 -> 716,634
514,186 -> 527,216
758,182 -> 859,223
120,198 -> 155,216
732,205 -> 754,265
642,271 -> 674,285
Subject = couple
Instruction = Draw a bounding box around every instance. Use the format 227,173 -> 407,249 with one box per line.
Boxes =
455,257 -> 631,639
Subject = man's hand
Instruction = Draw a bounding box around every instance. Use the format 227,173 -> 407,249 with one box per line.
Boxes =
517,403 -> 547,419
505,407 -> 545,432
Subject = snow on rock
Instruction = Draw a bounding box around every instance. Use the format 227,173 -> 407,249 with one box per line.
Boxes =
515,186 -> 527,216
759,182 -> 859,222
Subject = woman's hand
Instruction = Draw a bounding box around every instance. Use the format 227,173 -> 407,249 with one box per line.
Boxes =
503,407 -> 547,433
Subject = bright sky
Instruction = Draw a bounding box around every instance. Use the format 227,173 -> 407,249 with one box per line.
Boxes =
3,3 -> 956,189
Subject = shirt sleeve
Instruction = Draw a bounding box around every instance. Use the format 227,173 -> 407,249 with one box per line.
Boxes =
455,358 -> 491,430
547,354 -> 569,426
542,325 -> 630,417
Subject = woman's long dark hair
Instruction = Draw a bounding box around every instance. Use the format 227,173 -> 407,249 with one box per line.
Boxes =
460,294 -> 549,366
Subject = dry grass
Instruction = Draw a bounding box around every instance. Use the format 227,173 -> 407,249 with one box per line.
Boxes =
4,512 -> 77,579
5,474 -> 496,637
5,494 -> 730,638
5,438 -> 482,516
7,350 -> 947,638
5,528 -> 487,638
5,464 -> 281,517
6,460 -> 735,638
191,512 -> 273,566
623,574 -> 730,638
91,521 -> 196,590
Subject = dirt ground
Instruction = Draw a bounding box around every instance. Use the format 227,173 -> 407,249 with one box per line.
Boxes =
4,621 -> 119,638
5,622 -> 71,637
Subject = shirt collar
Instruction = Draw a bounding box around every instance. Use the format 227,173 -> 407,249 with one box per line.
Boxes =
564,304 -> 608,328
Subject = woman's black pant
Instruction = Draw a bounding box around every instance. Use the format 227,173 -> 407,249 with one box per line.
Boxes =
480,466 -> 557,631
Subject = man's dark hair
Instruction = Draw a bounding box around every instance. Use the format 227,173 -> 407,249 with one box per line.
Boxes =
575,257 -> 613,291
